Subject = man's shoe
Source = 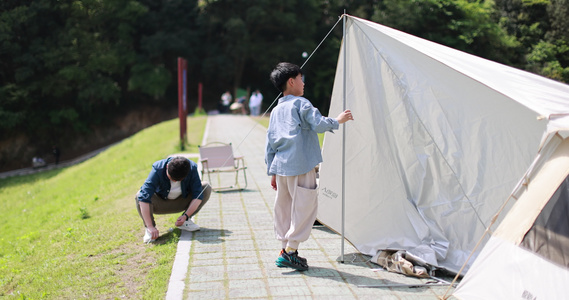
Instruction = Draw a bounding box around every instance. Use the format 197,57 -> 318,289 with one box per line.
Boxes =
275,250 -> 309,271
143,229 -> 155,244
178,219 -> 200,232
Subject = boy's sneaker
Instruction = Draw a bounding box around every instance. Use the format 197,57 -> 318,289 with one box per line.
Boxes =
178,219 -> 200,232
143,229 -> 155,244
276,249 -> 307,265
275,250 -> 309,271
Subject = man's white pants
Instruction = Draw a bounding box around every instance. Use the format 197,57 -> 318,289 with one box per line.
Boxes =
274,169 -> 318,250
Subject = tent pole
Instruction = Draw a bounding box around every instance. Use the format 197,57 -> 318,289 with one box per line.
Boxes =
341,11 -> 347,264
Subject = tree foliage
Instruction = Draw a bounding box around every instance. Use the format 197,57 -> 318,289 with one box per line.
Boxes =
495,0 -> 569,80
1,0 -> 568,155
196,0 -> 320,101
372,0 -> 520,64
0,0 -> 147,141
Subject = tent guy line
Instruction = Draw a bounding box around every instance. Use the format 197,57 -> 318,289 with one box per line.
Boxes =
189,14 -> 344,201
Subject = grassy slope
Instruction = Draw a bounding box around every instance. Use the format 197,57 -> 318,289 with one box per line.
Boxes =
0,116 -> 206,299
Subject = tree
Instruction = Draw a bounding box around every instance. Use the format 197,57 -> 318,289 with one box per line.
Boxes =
0,0 -> 148,141
130,0 -> 200,100
545,0 -> 569,81
195,0 -> 320,105
372,0 -> 519,64
495,0 -> 568,82
2,0 -> 568,170
305,0 -> 381,114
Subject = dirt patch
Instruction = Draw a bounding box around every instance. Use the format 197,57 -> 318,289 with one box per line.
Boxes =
110,243 -> 157,299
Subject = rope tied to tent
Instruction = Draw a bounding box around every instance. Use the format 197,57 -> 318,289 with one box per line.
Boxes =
538,113 -> 569,121
440,191 -> 517,299
190,14 -> 345,201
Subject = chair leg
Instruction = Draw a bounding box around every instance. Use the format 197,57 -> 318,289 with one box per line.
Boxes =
203,169 -> 248,192
241,169 -> 248,190
234,170 -> 239,189
232,169 -> 248,190
206,172 -> 214,191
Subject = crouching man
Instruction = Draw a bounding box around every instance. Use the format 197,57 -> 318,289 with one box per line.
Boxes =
135,156 -> 211,243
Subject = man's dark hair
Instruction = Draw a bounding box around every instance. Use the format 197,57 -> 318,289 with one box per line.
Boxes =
270,62 -> 303,92
167,157 -> 191,181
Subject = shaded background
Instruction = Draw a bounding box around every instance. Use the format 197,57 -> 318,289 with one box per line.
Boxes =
1,0 -> 567,170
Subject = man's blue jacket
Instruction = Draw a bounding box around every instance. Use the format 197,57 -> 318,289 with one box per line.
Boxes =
137,157 -> 203,203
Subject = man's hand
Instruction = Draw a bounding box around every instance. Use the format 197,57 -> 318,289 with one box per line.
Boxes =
147,226 -> 159,240
175,215 -> 187,227
271,175 -> 277,191
140,202 -> 159,239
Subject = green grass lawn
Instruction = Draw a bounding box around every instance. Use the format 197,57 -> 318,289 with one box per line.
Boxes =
0,116 -> 206,299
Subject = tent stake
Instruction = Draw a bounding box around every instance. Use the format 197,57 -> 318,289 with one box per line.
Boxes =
341,11 -> 347,264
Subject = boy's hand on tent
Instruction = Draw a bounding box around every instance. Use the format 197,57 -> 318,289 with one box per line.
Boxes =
271,175 -> 277,190
336,110 -> 354,124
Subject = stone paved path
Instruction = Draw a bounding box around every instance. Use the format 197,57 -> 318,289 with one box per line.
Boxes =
166,114 -> 458,300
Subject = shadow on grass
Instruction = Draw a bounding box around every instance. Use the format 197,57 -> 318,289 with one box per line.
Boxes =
152,229 -> 182,246
0,167 -> 64,189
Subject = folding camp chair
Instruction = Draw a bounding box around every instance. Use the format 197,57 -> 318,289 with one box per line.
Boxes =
198,142 -> 247,192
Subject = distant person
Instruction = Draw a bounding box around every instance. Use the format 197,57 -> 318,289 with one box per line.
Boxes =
220,91 -> 232,113
52,146 -> 61,165
135,156 -> 211,243
32,157 -> 46,168
249,89 -> 263,116
265,62 -> 354,271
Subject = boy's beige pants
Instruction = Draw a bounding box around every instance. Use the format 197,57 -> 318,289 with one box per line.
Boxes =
274,169 -> 318,250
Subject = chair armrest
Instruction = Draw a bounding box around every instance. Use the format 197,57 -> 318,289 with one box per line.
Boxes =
234,156 -> 247,169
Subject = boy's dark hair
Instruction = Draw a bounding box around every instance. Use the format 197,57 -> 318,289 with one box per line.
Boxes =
167,157 -> 191,181
270,62 -> 303,92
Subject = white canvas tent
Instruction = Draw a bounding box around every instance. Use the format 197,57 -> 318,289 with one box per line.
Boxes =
317,15 -> 569,274
453,133 -> 569,298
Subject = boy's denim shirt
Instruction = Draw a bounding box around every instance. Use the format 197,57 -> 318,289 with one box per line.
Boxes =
137,157 -> 203,203
265,95 -> 339,176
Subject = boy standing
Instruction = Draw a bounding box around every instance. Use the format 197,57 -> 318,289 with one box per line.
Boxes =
265,62 -> 353,271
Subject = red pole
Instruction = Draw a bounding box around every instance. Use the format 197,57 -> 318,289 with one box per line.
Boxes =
198,82 -> 203,111
177,58 -> 187,149
177,58 -> 182,141
182,59 -> 187,137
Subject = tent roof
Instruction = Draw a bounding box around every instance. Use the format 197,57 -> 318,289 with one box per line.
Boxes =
349,16 -> 569,132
